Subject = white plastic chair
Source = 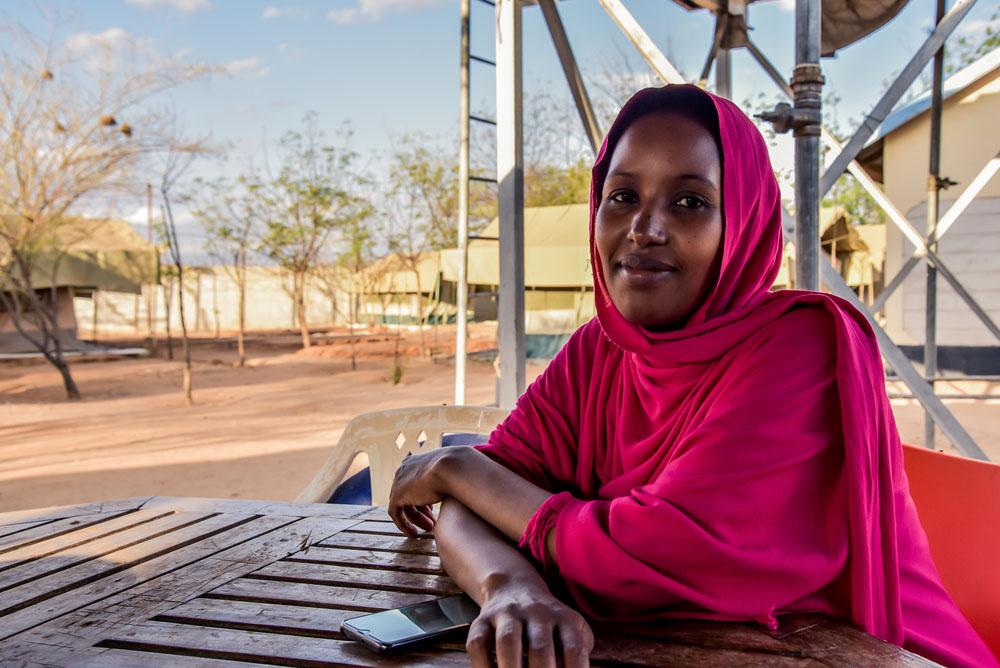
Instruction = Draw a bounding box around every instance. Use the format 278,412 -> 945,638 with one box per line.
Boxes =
296,405 -> 510,506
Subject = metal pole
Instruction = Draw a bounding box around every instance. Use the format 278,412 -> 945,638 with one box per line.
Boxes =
924,0 -> 946,448
538,0 -> 603,155
496,0 -> 526,408
455,0 -> 471,406
792,0 -> 823,290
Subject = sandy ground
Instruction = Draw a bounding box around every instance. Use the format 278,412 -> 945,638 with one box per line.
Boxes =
0,327 -> 996,513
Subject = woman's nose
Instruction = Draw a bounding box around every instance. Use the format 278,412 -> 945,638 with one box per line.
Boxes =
627,209 -> 669,247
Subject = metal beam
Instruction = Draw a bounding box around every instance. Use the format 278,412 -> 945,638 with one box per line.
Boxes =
820,0 -> 978,197
597,0 -> 685,84
819,258 -> 988,460
455,0 -> 471,406
777,208 -> 989,460
873,154 -> 1000,310
496,0 -> 526,409
746,40 -> 1000,342
716,45 -> 732,98
538,0 -> 603,155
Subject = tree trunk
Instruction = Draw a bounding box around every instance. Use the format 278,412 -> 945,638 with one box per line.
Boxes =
165,277 -> 174,360
412,270 -> 426,356
237,276 -> 246,368
48,352 -> 81,400
176,269 -> 193,406
295,270 -> 311,349
349,288 -> 357,371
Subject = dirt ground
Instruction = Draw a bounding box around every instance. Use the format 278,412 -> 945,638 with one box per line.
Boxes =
0,326 -> 996,513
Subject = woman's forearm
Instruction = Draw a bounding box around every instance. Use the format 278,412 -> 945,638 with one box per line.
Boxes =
435,447 -> 552,543
436,498 -> 549,605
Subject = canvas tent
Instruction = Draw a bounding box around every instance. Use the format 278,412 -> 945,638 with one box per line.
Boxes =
0,218 -> 158,353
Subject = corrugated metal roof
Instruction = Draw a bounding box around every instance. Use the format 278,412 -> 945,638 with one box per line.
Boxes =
866,46 -> 1000,145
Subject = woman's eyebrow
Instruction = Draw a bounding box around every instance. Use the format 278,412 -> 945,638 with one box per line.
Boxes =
676,173 -> 719,189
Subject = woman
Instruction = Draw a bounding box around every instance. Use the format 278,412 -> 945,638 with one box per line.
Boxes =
387,85 -> 996,668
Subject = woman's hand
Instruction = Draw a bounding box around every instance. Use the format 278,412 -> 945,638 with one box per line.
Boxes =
388,448 -> 463,536
466,579 -> 594,668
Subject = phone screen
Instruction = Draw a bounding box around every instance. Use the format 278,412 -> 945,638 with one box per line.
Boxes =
343,594 -> 480,650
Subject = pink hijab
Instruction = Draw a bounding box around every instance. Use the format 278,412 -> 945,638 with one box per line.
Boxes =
478,85 -> 996,667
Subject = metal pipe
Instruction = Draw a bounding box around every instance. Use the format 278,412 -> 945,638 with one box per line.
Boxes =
820,0 -> 978,196
716,45 -> 732,98
792,0 -> 823,290
496,0 -> 526,408
924,0 -> 947,448
455,0 -> 471,406
538,0 -> 603,155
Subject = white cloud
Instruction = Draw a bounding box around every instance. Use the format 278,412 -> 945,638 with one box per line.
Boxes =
126,0 -> 211,12
327,0 -> 448,25
223,57 -> 271,78
66,27 -> 133,54
263,5 -> 308,19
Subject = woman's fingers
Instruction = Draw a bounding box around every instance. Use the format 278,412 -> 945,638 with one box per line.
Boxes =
403,505 -> 435,532
558,621 -> 593,668
526,622 -> 557,668
466,618 -> 493,668
495,616 -> 524,668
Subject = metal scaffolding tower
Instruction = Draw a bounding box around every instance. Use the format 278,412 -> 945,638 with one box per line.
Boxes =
456,0 -> 994,459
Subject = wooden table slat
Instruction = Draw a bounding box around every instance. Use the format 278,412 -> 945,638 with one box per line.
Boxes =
98,620 -> 471,667
342,521 -> 412,536
0,519 -> 53,542
8,515 -> 361,654
0,498 -> 152,529
0,510 -> 202,592
0,510 -> 173,571
287,545 -> 443,574
0,512 -> 267,640
207,578 -> 437,612
251,561 -> 460,596
317,531 -> 438,555
0,510 -> 141,555
84,648 -> 276,667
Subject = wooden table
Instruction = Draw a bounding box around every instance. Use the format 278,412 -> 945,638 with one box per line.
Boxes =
0,497 -> 937,667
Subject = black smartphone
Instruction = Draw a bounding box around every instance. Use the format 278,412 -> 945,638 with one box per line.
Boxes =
341,593 -> 480,653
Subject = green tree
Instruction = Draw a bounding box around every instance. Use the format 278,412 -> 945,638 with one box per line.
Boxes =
254,114 -> 370,349
187,174 -> 259,367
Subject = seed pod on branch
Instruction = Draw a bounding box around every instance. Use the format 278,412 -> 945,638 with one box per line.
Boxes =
40,69 -> 53,80
99,114 -> 117,127
120,123 -> 132,137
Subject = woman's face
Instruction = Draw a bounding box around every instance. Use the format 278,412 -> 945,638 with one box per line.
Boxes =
595,112 -> 724,330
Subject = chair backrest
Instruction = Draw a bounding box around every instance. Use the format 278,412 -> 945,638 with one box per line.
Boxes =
296,405 -> 511,506
902,443 -> 1000,657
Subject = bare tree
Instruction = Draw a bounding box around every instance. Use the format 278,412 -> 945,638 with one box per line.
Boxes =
159,142 -> 209,405
0,18 -> 209,398
254,114 -> 369,349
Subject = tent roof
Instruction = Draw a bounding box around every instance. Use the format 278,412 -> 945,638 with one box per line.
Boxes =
4,218 -> 159,294
478,203 -> 589,248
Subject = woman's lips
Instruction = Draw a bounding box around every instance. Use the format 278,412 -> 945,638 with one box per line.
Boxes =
615,254 -> 678,287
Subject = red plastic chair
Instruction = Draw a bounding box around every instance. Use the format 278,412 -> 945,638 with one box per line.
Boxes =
903,443 -> 1000,658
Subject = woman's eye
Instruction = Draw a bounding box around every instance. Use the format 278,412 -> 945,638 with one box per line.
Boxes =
608,191 -> 636,204
675,195 -> 708,209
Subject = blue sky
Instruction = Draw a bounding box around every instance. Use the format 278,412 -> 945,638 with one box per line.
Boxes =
3,0 -> 997,256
